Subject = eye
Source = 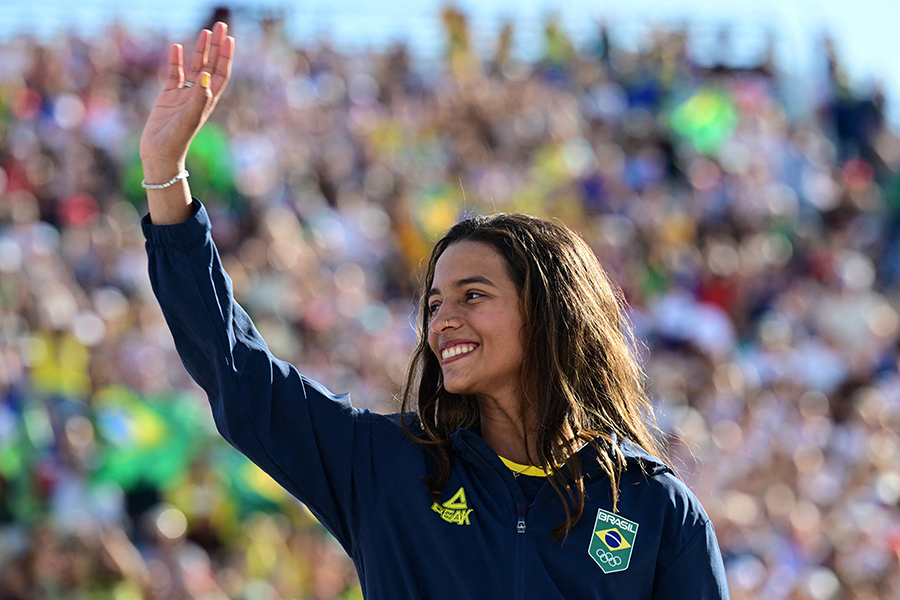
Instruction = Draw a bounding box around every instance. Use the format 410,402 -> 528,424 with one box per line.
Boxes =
427,300 -> 441,315
466,291 -> 485,301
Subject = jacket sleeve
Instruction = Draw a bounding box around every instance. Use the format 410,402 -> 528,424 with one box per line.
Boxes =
142,200 -> 404,554
652,516 -> 730,599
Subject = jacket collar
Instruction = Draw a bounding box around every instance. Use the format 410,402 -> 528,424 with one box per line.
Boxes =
449,427 -> 671,478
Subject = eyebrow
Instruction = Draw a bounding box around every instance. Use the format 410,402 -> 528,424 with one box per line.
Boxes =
427,275 -> 496,299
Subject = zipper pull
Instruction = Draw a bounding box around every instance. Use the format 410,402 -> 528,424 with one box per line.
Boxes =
516,502 -> 526,534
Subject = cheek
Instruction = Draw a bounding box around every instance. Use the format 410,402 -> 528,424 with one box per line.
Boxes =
499,317 -> 527,360
426,328 -> 439,356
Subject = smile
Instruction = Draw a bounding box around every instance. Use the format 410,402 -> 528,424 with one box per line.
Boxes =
441,344 -> 477,361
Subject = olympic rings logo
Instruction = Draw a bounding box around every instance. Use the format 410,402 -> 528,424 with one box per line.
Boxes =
594,550 -> 622,567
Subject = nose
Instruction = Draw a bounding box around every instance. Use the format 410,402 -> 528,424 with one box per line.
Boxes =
429,312 -> 458,335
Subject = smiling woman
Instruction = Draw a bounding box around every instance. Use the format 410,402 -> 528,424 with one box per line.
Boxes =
142,23 -> 730,600
426,241 -> 526,421
403,213 -> 679,539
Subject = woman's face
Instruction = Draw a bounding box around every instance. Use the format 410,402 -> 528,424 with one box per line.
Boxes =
426,240 -> 525,406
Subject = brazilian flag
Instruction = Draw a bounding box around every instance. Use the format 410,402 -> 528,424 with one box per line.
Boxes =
91,385 -> 208,491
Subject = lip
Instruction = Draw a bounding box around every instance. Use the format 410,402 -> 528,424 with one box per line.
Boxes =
438,339 -> 480,364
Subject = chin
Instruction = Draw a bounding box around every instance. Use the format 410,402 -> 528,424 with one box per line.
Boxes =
442,379 -> 473,396
442,383 -> 464,395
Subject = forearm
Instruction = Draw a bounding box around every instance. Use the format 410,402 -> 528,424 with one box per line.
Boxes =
142,159 -> 194,225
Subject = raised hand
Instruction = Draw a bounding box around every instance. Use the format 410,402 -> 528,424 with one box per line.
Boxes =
140,22 -> 234,166
140,22 -> 234,225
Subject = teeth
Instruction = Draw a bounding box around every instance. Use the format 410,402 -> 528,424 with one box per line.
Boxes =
442,345 -> 475,360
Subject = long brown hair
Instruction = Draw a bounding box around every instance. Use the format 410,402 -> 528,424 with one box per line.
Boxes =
400,213 -> 665,539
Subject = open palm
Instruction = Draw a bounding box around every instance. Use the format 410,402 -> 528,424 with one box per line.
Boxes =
139,22 -> 234,166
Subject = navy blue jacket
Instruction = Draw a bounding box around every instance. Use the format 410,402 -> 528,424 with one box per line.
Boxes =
143,200 -> 730,599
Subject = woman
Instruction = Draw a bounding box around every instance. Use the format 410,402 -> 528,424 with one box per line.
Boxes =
141,22 -> 730,599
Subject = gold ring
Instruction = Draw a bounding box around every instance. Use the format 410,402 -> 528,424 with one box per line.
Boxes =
445,319 -> 449,329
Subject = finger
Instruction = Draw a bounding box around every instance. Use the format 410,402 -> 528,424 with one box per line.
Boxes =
164,44 -> 184,91
196,71 -> 214,101
188,29 -> 211,80
210,35 -> 235,98
185,70 -> 214,124
206,21 -> 227,70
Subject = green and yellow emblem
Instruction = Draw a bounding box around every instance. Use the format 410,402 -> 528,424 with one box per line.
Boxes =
588,508 -> 638,574
432,487 -> 474,525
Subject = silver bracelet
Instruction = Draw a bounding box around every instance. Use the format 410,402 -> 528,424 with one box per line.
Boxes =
141,170 -> 189,189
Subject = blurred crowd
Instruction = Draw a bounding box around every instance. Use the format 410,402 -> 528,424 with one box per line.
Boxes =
1,4 -> 900,599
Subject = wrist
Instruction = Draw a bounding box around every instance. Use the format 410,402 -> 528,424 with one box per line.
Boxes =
142,170 -> 189,190
141,159 -> 186,185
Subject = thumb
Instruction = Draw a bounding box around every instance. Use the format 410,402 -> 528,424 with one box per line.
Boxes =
188,72 -> 213,119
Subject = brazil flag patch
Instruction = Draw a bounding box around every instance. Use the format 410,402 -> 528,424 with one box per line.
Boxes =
588,508 -> 638,574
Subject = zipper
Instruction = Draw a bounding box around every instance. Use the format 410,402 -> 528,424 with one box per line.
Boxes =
515,501 -> 527,599
516,502 -> 526,534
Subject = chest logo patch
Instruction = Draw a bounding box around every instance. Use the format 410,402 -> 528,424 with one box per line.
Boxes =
432,487 -> 474,525
588,508 -> 638,574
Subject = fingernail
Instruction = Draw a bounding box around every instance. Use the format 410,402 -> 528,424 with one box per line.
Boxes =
201,73 -> 211,88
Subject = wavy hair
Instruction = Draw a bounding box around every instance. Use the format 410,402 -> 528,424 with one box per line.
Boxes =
400,213 -> 665,539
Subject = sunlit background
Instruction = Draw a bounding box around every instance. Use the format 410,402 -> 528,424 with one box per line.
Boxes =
1,1 -> 900,599
4,0 -> 900,126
